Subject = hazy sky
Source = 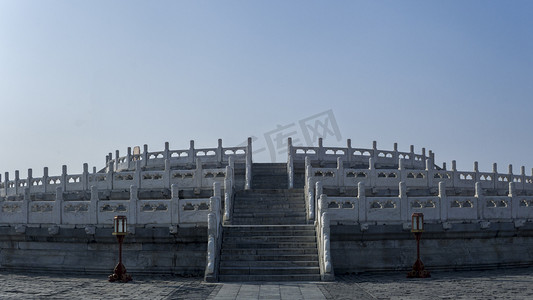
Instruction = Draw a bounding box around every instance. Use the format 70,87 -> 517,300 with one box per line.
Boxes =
1,1 -> 532,177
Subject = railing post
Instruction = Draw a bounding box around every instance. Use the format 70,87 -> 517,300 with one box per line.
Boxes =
337,157 -> 344,188
347,139 -> 352,163
127,147 -> 132,169
129,185 -> 137,233
55,187 -> 63,225
164,142 -> 170,161
509,182 -> 519,220
22,187 -> 30,224
475,182 -> 482,220
115,150 -> 120,171
142,144 -> 149,167
14,170 -> 19,195
82,163 -> 89,190
205,212 -> 217,281
61,165 -> 67,191
217,139 -> 223,165
320,211 -> 334,281
399,181 -> 408,222
358,182 -> 366,222
164,159 -> 171,188
43,167 -> 49,193
189,140 -> 196,166
90,185 -> 98,225
287,137 -> 294,189
439,181 -> 447,222
107,161 -> 114,190
245,137 -> 252,190
318,138 -> 324,165
171,183 -> 180,225
224,171 -> 233,223
134,160 -> 142,188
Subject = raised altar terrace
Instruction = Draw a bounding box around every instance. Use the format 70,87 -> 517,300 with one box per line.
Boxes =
1,138 -> 533,281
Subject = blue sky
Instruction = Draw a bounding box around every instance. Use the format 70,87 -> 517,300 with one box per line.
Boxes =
1,1 -> 532,177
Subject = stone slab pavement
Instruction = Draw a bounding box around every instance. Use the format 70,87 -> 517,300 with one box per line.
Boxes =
1,267 -> 533,299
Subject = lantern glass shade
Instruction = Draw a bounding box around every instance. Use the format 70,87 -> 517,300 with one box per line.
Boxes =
411,213 -> 424,232
113,215 -> 127,235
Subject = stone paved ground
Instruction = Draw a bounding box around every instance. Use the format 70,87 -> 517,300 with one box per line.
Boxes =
0,272 -> 216,300
320,267 -> 533,300
1,267 -> 533,299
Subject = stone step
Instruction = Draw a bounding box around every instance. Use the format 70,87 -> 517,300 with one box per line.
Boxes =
221,242 -> 317,249
234,200 -> 304,204
221,248 -> 318,256
224,224 -> 314,230
229,212 -> 307,219
224,230 -> 315,237
219,266 -> 320,276
231,218 -> 308,225
218,274 -> 322,282
220,254 -> 318,261
233,197 -> 305,205
223,235 -> 316,243
233,204 -> 305,211
236,189 -> 303,195
220,260 -> 319,268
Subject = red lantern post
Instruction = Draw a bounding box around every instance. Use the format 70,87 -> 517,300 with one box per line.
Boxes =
109,215 -> 132,282
407,213 -> 430,278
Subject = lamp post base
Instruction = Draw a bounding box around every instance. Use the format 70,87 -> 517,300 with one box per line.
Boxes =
407,258 -> 431,278
108,262 -> 132,283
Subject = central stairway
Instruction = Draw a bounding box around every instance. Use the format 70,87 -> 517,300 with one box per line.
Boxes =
218,164 -> 321,281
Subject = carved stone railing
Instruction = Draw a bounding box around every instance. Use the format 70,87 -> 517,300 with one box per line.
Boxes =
317,194 -> 334,281
316,180 -> 533,229
205,182 -> 223,282
0,180 -> 226,231
289,138 -> 435,188
309,159 -> 532,190
1,159 -> 230,198
108,139 -> 250,172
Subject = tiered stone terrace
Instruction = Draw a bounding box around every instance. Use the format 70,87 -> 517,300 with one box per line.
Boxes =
1,138 -> 533,280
